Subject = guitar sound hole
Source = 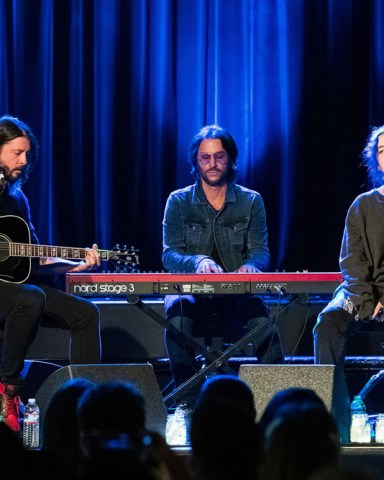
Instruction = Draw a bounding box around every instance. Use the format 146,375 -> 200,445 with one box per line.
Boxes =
0,234 -> 10,262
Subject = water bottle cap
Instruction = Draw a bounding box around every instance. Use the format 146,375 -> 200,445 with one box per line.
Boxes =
28,398 -> 36,403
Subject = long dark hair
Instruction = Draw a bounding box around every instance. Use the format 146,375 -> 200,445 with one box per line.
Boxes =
189,124 -> 238,182
0,114 -> 39,186
362,124 -> 384,188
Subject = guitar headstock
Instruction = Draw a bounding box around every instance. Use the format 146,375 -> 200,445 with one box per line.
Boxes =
108,244 -> 140,271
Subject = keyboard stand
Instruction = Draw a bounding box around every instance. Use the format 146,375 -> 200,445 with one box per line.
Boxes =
126,292 -> 307,407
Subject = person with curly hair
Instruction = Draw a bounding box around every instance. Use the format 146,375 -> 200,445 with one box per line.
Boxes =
314,125 -> 384,443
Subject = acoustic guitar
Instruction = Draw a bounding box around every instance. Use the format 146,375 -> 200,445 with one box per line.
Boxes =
0,215 -> 139,283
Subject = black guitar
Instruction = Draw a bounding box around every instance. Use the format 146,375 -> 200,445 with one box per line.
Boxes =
0,215 -> 139,283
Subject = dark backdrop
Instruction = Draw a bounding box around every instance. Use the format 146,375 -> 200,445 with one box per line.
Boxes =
1,0 -> 383,273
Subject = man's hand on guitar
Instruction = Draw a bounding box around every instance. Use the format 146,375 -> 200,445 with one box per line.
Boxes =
69,244 -> 101,273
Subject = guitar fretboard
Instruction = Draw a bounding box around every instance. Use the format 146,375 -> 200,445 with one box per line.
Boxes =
9,243 -> 110,261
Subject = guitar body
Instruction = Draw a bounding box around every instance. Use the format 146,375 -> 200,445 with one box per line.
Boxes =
0,214 -> 139,284
0,215 -> 31,283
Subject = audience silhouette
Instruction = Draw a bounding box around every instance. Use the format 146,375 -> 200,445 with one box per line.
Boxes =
258,386 -> 328,441
190,375 -> 263,480
0,422 -> 29,476
2,375 -> 382,479
76,380 -> 190,480
259,389 -> 340,480
41,378 -> 95,478
308,465 -> 379,480
0,421 -> 65,479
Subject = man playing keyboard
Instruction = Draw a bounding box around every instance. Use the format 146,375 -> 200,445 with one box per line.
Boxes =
162,124 -> 284,431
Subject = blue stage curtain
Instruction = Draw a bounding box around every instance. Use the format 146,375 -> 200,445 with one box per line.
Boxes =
0,0 -> 384,271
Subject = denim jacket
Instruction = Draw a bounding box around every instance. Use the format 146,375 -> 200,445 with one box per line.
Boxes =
162,181 -> 271,273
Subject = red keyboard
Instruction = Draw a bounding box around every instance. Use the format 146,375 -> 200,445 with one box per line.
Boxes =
66,272 -> 343,297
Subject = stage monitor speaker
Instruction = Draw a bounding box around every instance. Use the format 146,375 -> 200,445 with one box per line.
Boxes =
35,363 -> 167,436
20,360 -> 62,404
239,364 -> 335,420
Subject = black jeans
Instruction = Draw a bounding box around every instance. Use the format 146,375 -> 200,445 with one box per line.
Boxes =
0,281 -> 101,386
313,304 -> 376,442
164,294 -> 284,397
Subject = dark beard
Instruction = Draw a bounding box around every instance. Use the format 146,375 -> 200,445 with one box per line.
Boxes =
0,165 -> 24,186
200,169 -> 227,186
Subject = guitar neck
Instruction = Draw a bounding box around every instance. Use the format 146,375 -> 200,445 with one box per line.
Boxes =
10,243 -> 110,261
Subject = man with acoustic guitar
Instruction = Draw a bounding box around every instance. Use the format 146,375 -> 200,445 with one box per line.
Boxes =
0,115 -> 101,433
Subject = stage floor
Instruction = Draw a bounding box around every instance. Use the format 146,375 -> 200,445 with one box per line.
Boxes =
172,444 -> 384,478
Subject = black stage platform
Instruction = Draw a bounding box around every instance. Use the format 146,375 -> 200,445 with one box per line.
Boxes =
340,445 -> 384,477
172,445 -> 384,478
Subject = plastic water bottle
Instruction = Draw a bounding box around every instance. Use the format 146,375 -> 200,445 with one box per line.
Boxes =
350,395 -> 366,416
165,412 -> 187,445
23,398 -> 40,449
350,396 -> 370,443
375,414 -> 384,443
166,403 -> 194,446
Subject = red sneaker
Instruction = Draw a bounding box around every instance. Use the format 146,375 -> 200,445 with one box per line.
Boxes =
1,384 -> 21,432
0,381 -> 4,414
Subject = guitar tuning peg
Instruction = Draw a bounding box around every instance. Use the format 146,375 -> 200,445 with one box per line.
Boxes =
122,244 -> 127,252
